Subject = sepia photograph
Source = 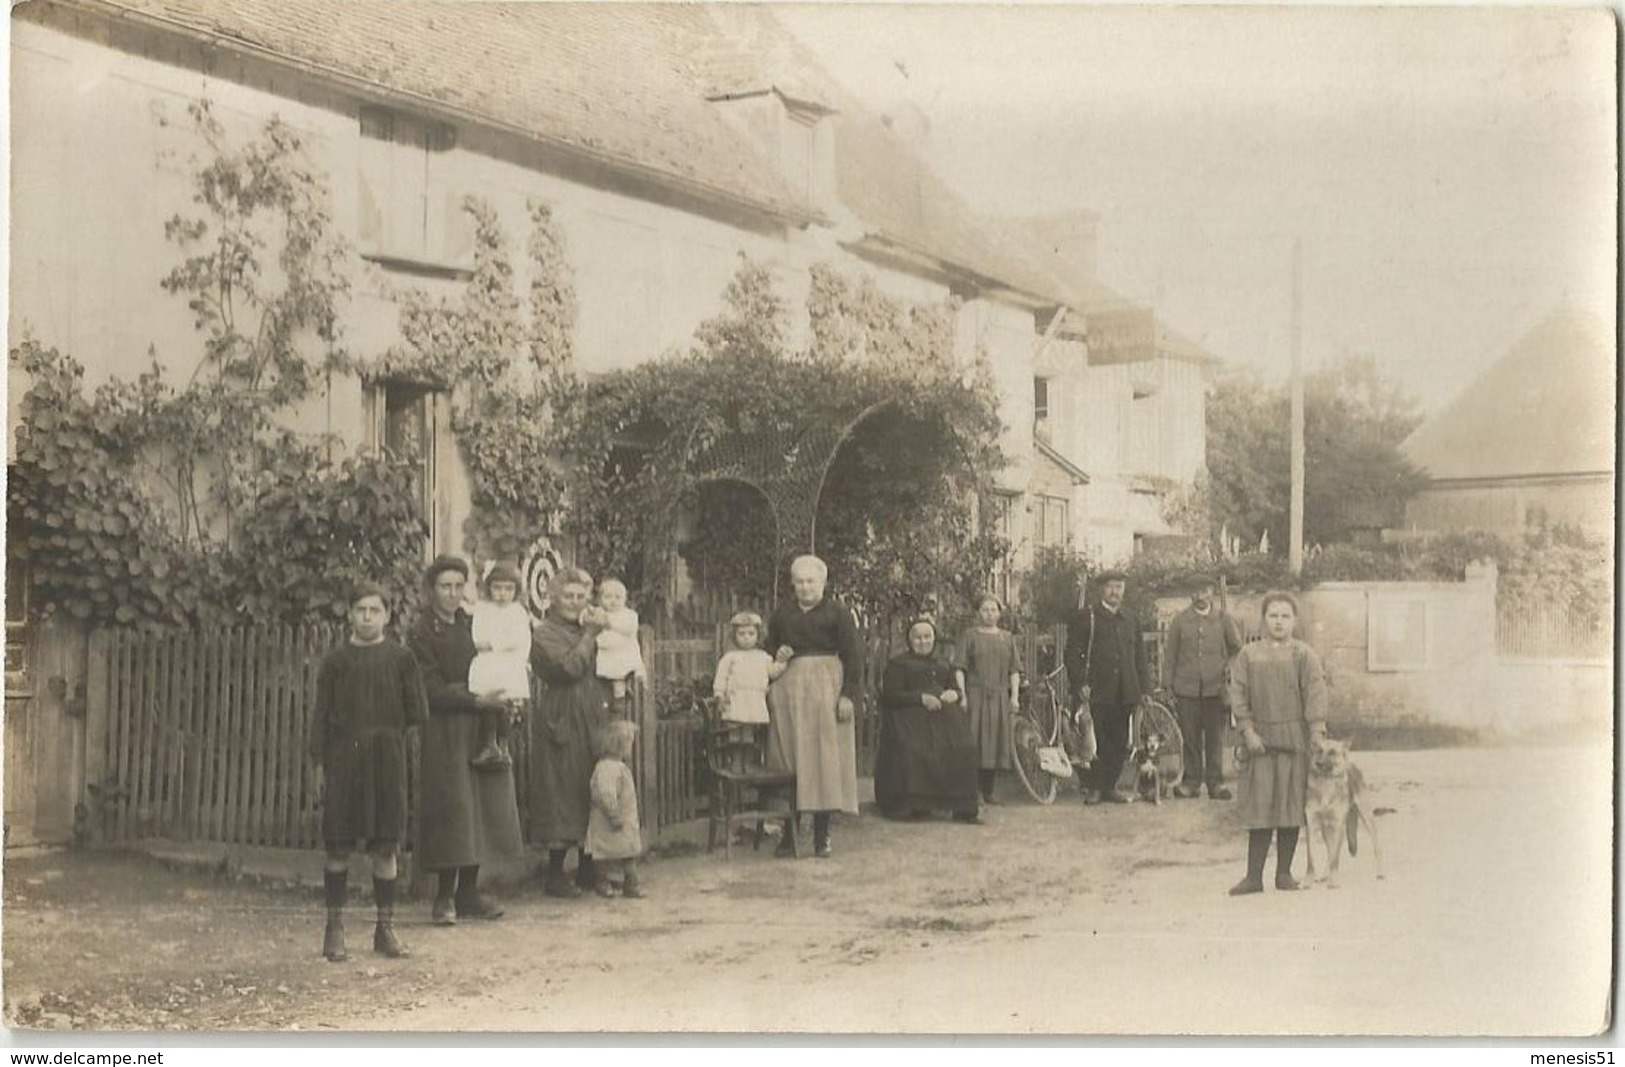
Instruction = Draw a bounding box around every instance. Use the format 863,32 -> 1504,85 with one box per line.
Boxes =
2,0 -> 1616,1041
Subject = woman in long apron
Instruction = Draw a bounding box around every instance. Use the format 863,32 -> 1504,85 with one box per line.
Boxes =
764,555 -> 862,858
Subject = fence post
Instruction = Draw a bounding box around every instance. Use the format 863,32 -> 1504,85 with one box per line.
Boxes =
635,678 -> 658,831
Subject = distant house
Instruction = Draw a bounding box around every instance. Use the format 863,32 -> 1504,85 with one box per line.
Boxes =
1013,212 -> 1220,561
1401,308 -> 1615,541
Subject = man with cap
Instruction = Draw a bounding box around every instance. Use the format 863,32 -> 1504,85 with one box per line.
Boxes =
1064,569 -> 1150,804
1163,576 -> 1243,799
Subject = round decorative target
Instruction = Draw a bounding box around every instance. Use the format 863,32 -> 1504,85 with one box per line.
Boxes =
522,538 -> 563,620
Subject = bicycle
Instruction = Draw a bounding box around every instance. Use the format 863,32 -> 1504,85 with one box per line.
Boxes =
1010,666 -> 1185,805
1009,665 -> 1088,805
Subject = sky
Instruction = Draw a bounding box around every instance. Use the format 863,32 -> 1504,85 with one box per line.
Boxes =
775,4 -> 1617,414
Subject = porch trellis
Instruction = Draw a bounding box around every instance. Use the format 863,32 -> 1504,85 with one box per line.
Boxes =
665,398 -> 897,595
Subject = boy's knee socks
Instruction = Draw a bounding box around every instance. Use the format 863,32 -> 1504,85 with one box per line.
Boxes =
324,869 -> 348,915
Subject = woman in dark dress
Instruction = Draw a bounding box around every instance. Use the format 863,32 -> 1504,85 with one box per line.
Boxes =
764,554 -> 862,858
529,566 -> 615,898
875,617 -> 982,823
408,556 -> 524,925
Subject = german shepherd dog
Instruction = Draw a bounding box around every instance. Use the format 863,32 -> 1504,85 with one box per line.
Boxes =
1304,736 -> 1384,886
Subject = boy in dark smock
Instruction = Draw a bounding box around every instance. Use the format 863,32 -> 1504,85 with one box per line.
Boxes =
311,582 -> 428,962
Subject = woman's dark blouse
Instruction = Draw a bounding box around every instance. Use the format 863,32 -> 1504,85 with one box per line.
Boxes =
410,609 -> 482,717
880,652 -> 957,712
764,597 -> 864,702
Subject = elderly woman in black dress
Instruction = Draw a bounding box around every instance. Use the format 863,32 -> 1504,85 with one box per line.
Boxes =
529,566 -> 615,898
875,617 -> 982,823
764,554 -> 862,858
408,556 -> 523,925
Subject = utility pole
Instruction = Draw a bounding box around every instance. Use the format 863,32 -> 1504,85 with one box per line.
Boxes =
1289,239 -> 1305,576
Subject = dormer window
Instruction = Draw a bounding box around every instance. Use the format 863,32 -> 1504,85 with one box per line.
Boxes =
1034,376 -> 1051,421
708,87 -> 836,215
780,98 -> 834,213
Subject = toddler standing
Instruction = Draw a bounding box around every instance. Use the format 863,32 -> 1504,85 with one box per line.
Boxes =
712,611 -> 784,743
468,561 -> 531,770
310,581 -> 428,961
594,578 -> 647,707
585,720 -> 644,898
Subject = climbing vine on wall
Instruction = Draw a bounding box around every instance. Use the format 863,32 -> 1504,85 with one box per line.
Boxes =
372,195 -> 579,564
8,98 -> 425,626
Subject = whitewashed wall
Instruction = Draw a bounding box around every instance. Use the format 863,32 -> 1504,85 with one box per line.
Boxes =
10,20 -> 1041,560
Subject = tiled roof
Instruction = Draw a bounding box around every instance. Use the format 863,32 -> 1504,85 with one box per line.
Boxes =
687,7 -> 1070,304
62,0 -> 814,221
1402,308 -> 1616,481
58,0 -> 1070,304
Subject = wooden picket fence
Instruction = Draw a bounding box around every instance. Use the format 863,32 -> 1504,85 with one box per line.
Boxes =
83,625 -> 344,849
80,617 -> 1086,850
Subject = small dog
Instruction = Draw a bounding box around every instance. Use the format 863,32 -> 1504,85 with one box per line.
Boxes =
1304,736 -> 1385,887
1132,733 -> 1167,805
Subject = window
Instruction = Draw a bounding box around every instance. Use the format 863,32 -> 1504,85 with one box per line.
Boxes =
357,107 -> 471,272
371,380 -> 444,556
1033,377 -> 1050,421
1367,593 -> 1429,671
1033,493 -> 1070,548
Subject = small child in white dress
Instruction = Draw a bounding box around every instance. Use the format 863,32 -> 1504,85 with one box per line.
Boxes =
712,611 -> 783,728
594,578 -> 647,704
468,561 -> 531,770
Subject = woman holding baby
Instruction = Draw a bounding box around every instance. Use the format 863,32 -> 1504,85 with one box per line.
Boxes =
529,566 -> 616,898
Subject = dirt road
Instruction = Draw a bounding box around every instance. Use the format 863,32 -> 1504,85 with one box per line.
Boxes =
4,744 -> 1612,1037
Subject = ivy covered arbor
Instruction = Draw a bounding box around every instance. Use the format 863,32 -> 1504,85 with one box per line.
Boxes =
560,261 -> 1011,625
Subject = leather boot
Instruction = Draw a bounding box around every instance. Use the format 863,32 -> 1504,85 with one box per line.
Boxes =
322,870 -> 349,962
1230,829 -> 1270,896
812,813 -> 832,859
1275,828 -> 1302,890
372,876 -> 409,958
575,850 -> 598,892
621,864 -> 644,899
454,865 -> 504,920
544,848 -> 581,898
432,870 -> 458,925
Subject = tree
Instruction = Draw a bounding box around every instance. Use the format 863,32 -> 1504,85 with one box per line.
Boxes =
1205,354 -> 1429,550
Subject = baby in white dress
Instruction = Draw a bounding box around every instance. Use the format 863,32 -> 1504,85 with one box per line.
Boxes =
594,578 -> 647,703
468,562 -> 531,770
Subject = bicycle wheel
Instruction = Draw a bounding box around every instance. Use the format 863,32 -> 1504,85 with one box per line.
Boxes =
1009,714 -> 1058,805
1117,696 -> 1186,795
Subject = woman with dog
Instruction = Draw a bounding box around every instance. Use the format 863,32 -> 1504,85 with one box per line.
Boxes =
1227,590 -> 1327,895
